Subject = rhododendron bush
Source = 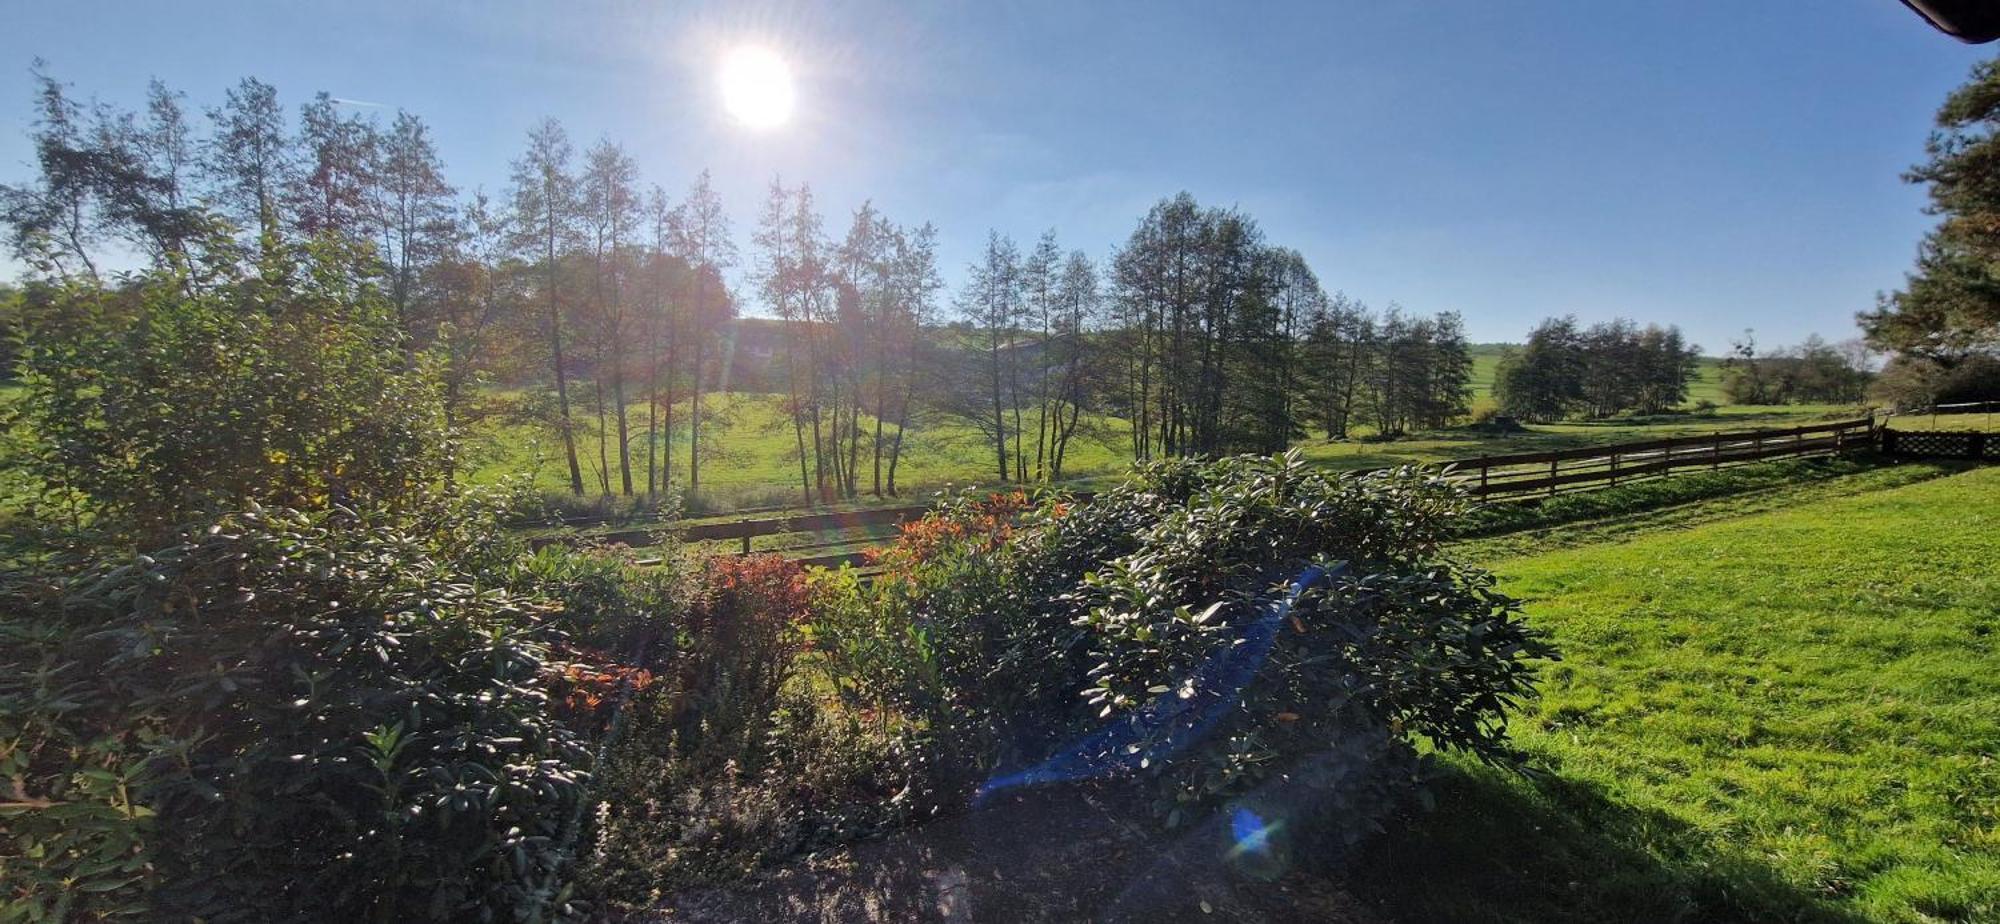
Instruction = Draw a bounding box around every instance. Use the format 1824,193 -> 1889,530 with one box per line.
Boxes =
814,451 -> 1554,844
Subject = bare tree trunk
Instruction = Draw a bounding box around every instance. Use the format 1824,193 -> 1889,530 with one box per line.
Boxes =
887,346 -> 917,496
690,330 -> 705,492
646,303 -> 661,496
803,308 -> 830,500
872,354 -> 888,497
663,331 -> 678,499
809,381 -> 829,499
1009,340 -> 1026,482
1034,310 -> 1053,480
781,315 -> 813,507
548,247 -> 585,495
989,329 -> 1008,481
845,366 -> 864,497
593,378 -> 611,496
1136,325 -> 1153,460
613,358 -> 633,496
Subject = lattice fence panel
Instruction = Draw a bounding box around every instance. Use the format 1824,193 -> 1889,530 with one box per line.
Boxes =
1882,429 -> 1993,460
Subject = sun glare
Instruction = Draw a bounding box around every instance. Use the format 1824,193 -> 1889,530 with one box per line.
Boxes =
719,45 -> 795,130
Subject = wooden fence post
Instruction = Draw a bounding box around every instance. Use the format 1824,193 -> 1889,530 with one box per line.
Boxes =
1548,458 -> 1558,498
1609,451 -> 1620,487
1713,432 -> 1723,470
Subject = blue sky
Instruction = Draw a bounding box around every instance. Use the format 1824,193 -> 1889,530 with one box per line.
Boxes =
2,1 -> 1989,351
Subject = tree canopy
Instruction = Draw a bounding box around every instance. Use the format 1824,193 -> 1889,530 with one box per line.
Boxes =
1862,57 -> 2000,406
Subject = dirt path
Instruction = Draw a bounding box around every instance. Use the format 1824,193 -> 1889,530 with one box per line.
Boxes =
637,785 -> 1380,923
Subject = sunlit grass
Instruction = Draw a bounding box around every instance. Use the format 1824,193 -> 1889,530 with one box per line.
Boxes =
1356,466 -> 2000,922
461,375 -> 1847,512
1880,410 -> 2000,432
1292,404 -> 1863,473
459,390 -> 1138,507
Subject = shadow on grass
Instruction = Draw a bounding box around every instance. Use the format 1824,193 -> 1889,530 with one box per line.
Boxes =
1342,763 -> 1864,924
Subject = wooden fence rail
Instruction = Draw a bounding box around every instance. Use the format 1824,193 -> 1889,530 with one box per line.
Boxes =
531,502 -> 936,553
1447,417 -> 1876,499
539,416 -> 1882,562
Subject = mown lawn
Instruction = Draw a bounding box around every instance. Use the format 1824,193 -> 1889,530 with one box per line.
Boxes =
1354,466 -> 2000,922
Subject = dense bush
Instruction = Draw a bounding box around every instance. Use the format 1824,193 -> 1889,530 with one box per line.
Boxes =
512,541 -> 692,664
5,450 -> 1555,917
1869,352 -> 2000,411
8,235 -> 446,542
1,505 -> 597,923
662,554 -> 813,768
819,451 -> 1554,845
582,554 -> 878,901
0,548 -> 159,921
823,489 -> 1101,769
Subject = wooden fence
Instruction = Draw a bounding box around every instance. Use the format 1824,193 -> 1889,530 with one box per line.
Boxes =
542,416 -> 1885,565
1443,417 -> 1877,500
534,501 -> 932,559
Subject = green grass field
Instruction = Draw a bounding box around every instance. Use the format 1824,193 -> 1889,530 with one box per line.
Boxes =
461,350 -> 1820,512
459,390 -> 1140,509
1290,403 -> 1864,473
0,364 -> 1849,522
1353,464 -> 2000,922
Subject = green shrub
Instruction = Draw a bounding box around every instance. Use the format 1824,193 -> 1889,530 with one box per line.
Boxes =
0,548 -> 160,921
10,235 -> 447,543
1,505 -> 595,923
1069,454 -> 1545,828
582,684 -> 919,903
512,541 -> 693,663
831,452 -> 1552,845
663,554 -> 812,767
582,554 -> 852,902
824,488 -> 1117,773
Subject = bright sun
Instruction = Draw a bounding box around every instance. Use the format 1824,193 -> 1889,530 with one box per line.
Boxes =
719,45 -> 795,130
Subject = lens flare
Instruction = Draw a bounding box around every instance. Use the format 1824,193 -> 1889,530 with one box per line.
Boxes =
974,563 -> 1345,805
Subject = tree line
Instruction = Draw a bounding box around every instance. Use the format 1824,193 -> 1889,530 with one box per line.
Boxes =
1720,332 -> 1873,406
1493,317 -> 1702,421
3,70 -> 1483,506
